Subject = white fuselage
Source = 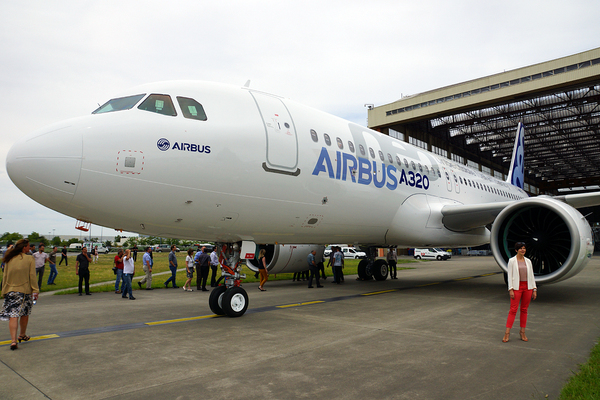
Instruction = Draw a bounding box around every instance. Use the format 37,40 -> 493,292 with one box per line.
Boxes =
6,81 -> 527,247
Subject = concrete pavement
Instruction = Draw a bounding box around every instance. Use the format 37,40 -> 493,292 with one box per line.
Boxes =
1,256 -> 599,399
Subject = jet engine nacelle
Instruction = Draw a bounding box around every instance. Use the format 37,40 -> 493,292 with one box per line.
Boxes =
490,197 -> 594,284
245,244 -> 325,274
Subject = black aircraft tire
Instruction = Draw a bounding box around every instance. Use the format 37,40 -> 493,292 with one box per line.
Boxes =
357,259 -> 371,280
372,259 -> 389,281
209,285 -> 227,315
222,287 -> 249,318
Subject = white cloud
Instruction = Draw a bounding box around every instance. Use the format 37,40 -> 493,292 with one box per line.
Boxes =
1,0 -> 599,235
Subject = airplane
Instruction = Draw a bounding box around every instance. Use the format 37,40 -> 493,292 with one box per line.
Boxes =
7,80 -> 599,317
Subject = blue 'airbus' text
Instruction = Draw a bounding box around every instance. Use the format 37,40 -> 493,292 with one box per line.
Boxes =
311,147 -> 429,191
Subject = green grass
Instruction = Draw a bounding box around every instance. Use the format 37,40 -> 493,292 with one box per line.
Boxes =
560,339 -> 600,399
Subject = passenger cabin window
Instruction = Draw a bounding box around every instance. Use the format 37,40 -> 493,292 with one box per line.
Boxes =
310,129 -> 318,142
348,141 -> 355,153
138,94 -> 177,116
359,144 -> 366,156
336,137 -> 343,150
369,148 -> 375,159
324,133 -> 332,146
378,150 -> 384,161
93,94 -> 145,114
177,97 -> 207,121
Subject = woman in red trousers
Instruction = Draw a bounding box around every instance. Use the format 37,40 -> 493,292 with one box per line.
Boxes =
503,242 -> 537,343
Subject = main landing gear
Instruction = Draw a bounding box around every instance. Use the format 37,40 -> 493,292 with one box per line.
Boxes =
208,243 -> 249,318
356,247 -> 389,281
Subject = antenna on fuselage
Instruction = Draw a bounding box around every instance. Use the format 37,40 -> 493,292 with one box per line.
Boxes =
244,80 -> 251,88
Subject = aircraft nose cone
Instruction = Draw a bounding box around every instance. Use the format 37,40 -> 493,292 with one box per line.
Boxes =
7,119 -> 83,206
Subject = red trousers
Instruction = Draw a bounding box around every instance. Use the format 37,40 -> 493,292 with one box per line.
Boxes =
506,281 -> 533,328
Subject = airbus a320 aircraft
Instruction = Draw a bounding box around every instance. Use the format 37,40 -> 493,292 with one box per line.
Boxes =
7,80 -> 600,317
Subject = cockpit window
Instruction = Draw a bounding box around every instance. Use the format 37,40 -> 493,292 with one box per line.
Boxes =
138,94 -> 177,116
176,97 -> 207,121
92,94 -> 145,114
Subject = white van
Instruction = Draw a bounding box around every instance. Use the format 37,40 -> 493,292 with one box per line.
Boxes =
84,242 -> 110,254
324,246 -> 366,259
414,248 -> 450,261
341,247 -> 366,259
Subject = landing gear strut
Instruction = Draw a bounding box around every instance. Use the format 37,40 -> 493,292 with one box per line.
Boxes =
356,247 -> 389,281
208,243 -> 249,317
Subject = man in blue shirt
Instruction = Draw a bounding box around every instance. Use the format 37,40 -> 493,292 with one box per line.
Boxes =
138,247 -> 153,290
164,245 -> 179,288
307,250 -> 323,288
195,246 -> 211,291
333,247 -> 344,284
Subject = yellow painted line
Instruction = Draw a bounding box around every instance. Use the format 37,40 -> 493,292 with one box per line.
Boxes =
145,315 -> 220,326
454,277 -> 473,281
276,300 -> 325,308
0,334 -> 59,346
362,289 -> 397,296
276,303 -> 302,308
416,282 -> 442,287
481,273 -> 498,276
29,334 -> 60,341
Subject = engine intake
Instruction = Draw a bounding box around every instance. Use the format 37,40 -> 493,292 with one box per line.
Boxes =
490,197 -> 594,284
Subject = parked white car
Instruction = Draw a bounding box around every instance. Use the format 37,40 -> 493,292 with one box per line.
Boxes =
413,248 -> 450,260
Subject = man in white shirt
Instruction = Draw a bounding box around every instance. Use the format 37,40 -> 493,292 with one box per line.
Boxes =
210,247 -> 220,287
386,248 -> 398,279
32,243 -> 49,289
122,249 -> 136,300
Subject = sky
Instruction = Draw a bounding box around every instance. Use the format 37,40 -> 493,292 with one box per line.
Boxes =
1,0 -> 599,240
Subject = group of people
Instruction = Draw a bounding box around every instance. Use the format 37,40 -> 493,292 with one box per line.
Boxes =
110,245 -> 222,297
1,239 -> 539,350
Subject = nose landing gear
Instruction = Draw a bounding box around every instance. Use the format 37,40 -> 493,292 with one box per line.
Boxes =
208,243 -> 249,318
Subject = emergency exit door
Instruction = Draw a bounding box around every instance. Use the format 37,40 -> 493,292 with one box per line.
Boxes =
251,91 -> 300,175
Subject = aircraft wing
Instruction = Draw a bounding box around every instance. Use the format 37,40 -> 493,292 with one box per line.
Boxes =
553,191 -> 600,208
441,201 -> 513,232
441,191 -> 600,232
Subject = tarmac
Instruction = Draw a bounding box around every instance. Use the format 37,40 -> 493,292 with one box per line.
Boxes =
1,255 -> 599,400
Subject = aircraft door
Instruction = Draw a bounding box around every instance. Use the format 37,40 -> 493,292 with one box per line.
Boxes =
251,92 -> 300,175
442,167 -> 452,192
452,171 -> 460,194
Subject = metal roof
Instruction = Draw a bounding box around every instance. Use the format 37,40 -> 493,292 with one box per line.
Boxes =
368,48 -> 600,193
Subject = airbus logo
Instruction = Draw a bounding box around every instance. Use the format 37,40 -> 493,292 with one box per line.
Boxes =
157,138 -> 170,151
156,138 -> 211,154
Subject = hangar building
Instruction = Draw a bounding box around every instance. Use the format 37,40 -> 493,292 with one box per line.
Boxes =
367,47 -> 600,198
